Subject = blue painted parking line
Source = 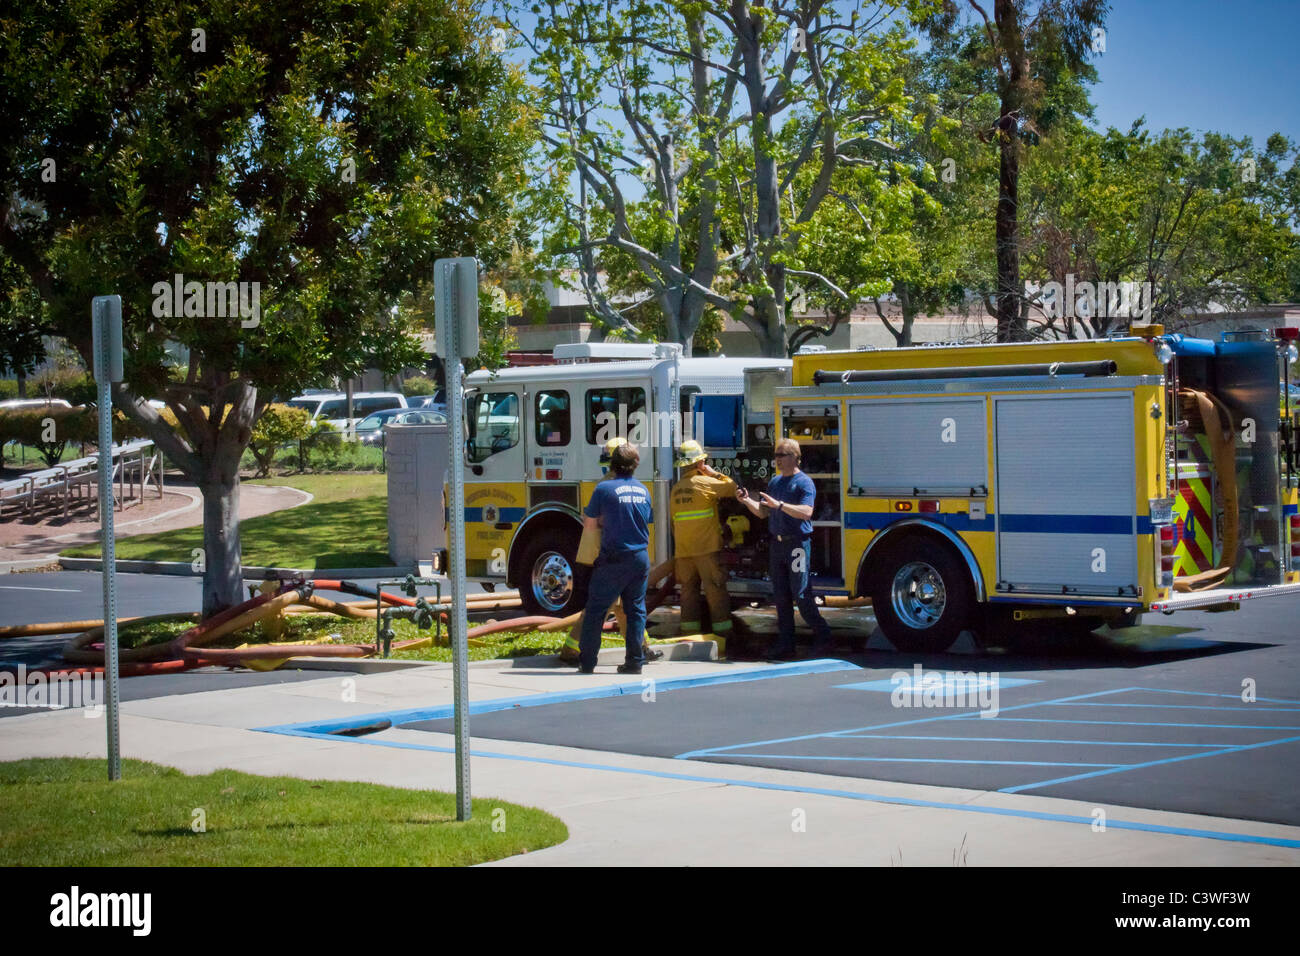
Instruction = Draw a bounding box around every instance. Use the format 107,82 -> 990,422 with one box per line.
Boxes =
677,687 -> 1130,759
257,659 -> 858,736
254,725 -> 1300,850
1129,687 -> 1300,704
679,685 -> 1300,800
706,755 -> 1122,767
1000,734 -> 1300,794
954,717 -> 1300,730
1035,702 -> 1300,712
832,734 -> 1240,747
836,676 -> 1040,692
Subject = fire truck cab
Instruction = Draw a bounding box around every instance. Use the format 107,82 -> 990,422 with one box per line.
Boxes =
458,343 -> 790,615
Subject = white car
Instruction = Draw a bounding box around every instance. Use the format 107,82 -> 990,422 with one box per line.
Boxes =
0,398 -> 73,411
286,391 -> 407,438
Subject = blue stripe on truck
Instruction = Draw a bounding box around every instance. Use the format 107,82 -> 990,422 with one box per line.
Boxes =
463,507 -> 527,523
844,512 -> 1152,534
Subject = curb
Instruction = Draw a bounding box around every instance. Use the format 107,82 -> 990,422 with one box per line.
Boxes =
57,557 -> 416,579
281,642 -> 719,674
282,658 -> 434,673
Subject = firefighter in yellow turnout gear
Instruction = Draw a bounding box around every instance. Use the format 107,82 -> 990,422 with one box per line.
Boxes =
670,440 -> 735,641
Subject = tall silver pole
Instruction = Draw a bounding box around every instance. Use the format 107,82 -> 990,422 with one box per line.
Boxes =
94,307 -> 121,782
443,265 -> 472,821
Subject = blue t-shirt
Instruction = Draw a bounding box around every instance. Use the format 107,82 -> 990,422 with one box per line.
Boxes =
767,471 -> 815,537
584,476 -> 653,554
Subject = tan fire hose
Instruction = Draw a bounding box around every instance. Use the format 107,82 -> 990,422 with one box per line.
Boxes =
1173,388 -> 1239,591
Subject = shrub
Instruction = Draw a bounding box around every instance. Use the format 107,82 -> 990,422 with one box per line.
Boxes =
0,406 -> 104,467
248,403 -> 313,477
0,380 -> 17,400
402,375 -> 437,397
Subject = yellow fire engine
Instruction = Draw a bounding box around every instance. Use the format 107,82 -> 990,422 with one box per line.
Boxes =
771,327 -> 1300,651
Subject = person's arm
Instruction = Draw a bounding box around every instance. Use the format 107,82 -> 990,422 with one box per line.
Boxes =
773,499 -> 814,521
583,484 -> 606,528
758,483 -> 814,520
737,487 -> 769,516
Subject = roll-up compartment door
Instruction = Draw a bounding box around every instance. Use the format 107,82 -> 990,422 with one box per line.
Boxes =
849,398 -> 987,495
995,393 -> 1138,596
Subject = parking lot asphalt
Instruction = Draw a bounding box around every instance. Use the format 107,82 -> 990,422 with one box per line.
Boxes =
298,595 -> 1300,829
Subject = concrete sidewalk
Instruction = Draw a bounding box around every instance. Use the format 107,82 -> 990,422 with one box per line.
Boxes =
2,654 -> 1297,866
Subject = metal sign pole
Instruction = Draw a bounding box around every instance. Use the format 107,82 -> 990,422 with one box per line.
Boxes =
92,296 -> 123,781
436,258 -> 478,822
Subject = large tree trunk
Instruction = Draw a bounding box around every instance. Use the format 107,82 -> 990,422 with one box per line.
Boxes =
993,0 -> 1028,343
736,301 -> 786,357
113,379 -> 256,620
995,121 -> 1025,341
199,476 -> 244,616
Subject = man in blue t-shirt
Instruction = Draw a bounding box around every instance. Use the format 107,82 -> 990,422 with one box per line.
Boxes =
577,441 -> 654,674
736,437 -> 833,659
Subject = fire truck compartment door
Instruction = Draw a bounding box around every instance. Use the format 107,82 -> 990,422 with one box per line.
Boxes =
994,393 -> 1138,595
848,398 -> 987,494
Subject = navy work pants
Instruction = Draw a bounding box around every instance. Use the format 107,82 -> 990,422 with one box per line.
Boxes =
578,549 -> 649,669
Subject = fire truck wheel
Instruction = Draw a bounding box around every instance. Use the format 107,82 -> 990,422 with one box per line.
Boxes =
869,538 -> 973,654
517,532 -> 586,617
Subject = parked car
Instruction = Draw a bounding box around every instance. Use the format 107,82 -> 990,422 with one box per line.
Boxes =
286,391 -> 407,438
358,408 -> 447,447
407,389 -> 447,415
0,398 -> 73,411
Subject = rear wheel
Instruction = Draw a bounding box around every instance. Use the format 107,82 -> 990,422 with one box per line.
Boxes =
869,537 -> 974,654
516,530 -> 586,617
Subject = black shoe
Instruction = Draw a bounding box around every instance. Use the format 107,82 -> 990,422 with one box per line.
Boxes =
765,647 -> 797,662
578,664 -> 596,674
644,648 -> 664,662
617,663 -> 642,675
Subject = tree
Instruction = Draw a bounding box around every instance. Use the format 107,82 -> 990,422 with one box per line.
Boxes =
1,0 -> 536,614
515,0 -> 931,357
1018,122 -> 1300,336
924,0 -> 1107,341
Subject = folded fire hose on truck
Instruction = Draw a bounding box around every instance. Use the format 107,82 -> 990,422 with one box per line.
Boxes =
1173,388 -> 1239,592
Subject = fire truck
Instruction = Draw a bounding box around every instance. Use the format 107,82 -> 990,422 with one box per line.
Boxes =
459,342 -> 790,615
454,327 -> 1299,651
771,326 -> 1300,651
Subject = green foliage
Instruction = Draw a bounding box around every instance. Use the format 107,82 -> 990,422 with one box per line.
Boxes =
1019,121 -> 1300,335
247,403 -> 313,477
401,375 -> 437,397
0,380 -> 17,400
517,0 -> 935,355
29,367 -> 96,405
0,0 -> 540,611
0,405 -> 101,466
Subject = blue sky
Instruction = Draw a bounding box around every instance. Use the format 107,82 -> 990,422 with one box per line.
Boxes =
1089,0 -> 1298,145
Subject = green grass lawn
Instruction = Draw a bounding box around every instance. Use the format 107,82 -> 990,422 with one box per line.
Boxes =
62,473 -> 392,568
0,758 -> 567,866
249,472 -> 387,502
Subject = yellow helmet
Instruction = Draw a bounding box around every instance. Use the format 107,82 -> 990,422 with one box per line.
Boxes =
675,439 -> 708,468
599,436 -> 628,463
